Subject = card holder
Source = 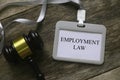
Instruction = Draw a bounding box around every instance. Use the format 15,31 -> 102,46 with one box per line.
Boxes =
53,21 -> 106,65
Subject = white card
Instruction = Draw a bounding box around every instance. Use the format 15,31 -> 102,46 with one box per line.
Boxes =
53,21 -> 106,65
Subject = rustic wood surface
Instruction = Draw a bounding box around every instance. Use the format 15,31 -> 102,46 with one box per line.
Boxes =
0,5 -> 34,20
0,0 -> 34,20
0,0 -> 120,80
89,67 -> 120,80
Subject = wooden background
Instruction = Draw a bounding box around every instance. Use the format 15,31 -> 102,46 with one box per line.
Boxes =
0,0 -> 120,80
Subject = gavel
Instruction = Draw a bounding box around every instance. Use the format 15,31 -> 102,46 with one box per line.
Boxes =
2,31 -> 45,80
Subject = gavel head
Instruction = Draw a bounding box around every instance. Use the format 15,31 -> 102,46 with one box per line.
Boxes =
2,31 -> 43,63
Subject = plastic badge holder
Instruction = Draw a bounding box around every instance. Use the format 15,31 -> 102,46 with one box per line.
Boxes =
53,21 -> 106,65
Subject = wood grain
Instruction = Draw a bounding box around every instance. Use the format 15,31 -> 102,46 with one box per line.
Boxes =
0,0 -> 34,20
89,67 -> 120,80
0,0 -> 120,80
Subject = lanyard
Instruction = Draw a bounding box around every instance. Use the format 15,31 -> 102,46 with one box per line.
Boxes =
0,0 -> 85,54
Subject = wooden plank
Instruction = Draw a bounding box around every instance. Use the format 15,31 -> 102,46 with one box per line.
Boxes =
89,67 -> 120,80
0,0 -> 35,20
0,0 -> 120,80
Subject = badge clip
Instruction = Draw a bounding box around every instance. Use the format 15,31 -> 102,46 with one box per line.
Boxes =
77,9 -> 86,27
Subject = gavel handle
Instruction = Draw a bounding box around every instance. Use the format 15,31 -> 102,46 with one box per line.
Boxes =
27,57 -> 45,80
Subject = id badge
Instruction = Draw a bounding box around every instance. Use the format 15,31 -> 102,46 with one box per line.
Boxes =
53,21 -> 106,65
